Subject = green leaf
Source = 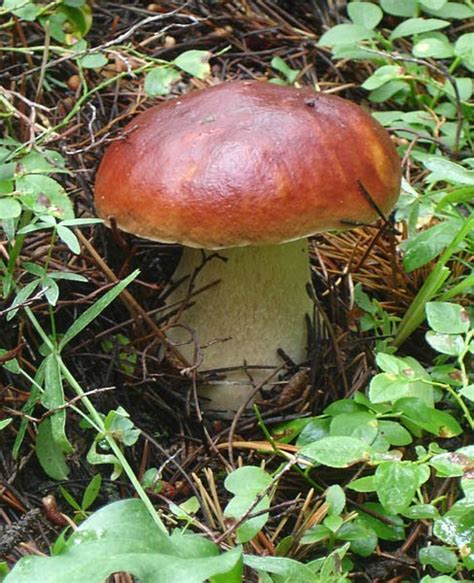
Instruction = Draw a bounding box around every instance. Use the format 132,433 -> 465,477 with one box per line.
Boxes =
430,448 -> 474,477
419,0 -> 447,9
419,576 -> 459,583
42,277 -> 57,307
374,462 -> 418,515
20,150 -> 66,174
0,419 -> 13,431
36,418 -> 70,481
323,514 -> 343,533
416,463 -> 431,487
296,417 -> 330,446
424,157 -> 474,185
375,352 -> 408,375
380,0 -> 418,17
390,18 -> 450,40
413,37 -> 454,59
426,302 -> 470,334
369,79 -> 410,103
347,475 -> 376,492
43,354 -> 73,454
354,283 -> 377,314
437,186 -> 474,209
174,50 -> 211,80
337,520 -> 378,557
420,546 -> 458,574
224,466 -> 272,544
48,272 -> 88,282
271,57 -> 299,84
318,24 -> 375,47
56,224 -> 80,254
59,270 -> 139,350
5,499 -> 243,583
79,53 -> 108,69
3,0 -> 40,21
6,279 -> 39,322
144,67 -> 181,97
395,398 -> 462,438
0,562 -> 9,581
439,78 -> 473,102
460,385 -> 474,402
244,555 -> 319,583
378,420 -> 413,446
300,524 -> 331,545
362,65 -> 403,90
326,485 -> 346,516
324,399 -> 366,416
330,411 -> 378,444
434,500 -> 474,548
426,332 -> 465,356
60,486 -> 82,512
87,438 -> 122,480
104,408 -> 140,447
272,417 -> 310,444
455,33 -> 474,71
421,2 -> 474,19
60,218 -> 102,227
16,174 -> 74,219
332,44 -> 376,60
312,545 -> 351,579
0,198 -> 21,219
169,496 -> 200,521
63,0 -> 87,6
347,2 -> 383,29
399,219 -> 464,272
463,552 -> 474,572
300,436 -> 369,468
370,355 -> 433,406
82,475 -> 102,511
225,466 -> 272,496
44,5 -> 92,44
0,349 -> 21,374
403,504 -> 440,519
358,503 -> 406,541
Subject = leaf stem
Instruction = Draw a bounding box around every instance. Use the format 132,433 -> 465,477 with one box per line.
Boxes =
24,306 -> 167,534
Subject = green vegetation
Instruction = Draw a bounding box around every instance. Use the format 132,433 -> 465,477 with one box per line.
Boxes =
1,1 -> 472,582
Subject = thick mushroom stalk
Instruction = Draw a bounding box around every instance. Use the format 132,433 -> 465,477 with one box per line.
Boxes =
166,241 -> 313,413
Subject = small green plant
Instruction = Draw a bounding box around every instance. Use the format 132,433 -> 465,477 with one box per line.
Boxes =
2,0 -> 93,44
3,499 -> 243,583
60,474 -> 102,524
270,56 -> 300,85
85,407 -> 141,479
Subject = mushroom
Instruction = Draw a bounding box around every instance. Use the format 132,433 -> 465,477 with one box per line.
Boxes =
95,81 -> 401,414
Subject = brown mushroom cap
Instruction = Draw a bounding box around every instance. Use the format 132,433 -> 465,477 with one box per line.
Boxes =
95,81 -> 401,249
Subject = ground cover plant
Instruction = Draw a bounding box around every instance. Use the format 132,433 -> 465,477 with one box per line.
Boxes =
0,1 -> 472,582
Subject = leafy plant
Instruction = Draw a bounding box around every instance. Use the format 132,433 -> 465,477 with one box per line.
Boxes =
144,50 -> 212,97
223,466 -> 273,543
60,474 -> 102,523
3,499 -> 243,583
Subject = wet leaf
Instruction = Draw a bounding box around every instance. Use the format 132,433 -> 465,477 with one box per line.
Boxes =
144,67 -> 181,96
419,546 -> 458,573
5,499 -> 242,583
174,50 -> 211,79
375,462 -> 418,514
300,436 -> 369,468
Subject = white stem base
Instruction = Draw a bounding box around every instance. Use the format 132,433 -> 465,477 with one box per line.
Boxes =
166,241 -> 313,415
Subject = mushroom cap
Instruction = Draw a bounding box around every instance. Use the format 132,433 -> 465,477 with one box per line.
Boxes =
95,81 -> 401,249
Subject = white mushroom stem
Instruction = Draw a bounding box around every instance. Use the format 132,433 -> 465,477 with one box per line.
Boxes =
165,240 -> 314,414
